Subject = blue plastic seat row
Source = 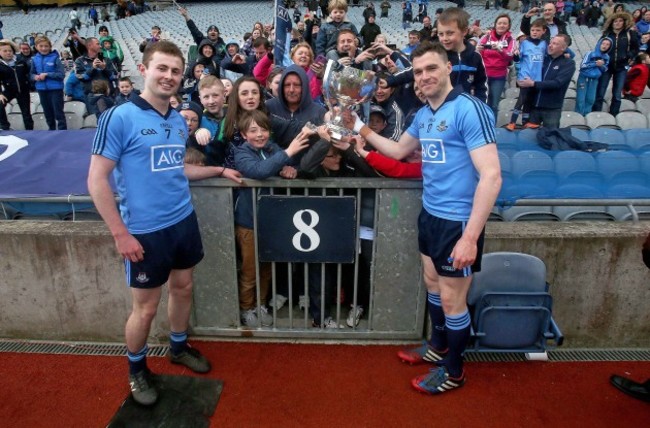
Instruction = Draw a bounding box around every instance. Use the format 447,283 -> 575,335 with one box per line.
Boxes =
495,128 -> 650,153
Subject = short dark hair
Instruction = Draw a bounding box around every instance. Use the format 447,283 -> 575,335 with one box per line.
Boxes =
252,37 -> 271,49
411,41 -> 449,63
408,30 -> 421,38
118,77 -> 133,84
142,40 -> 185,69
530,18 -> 548,29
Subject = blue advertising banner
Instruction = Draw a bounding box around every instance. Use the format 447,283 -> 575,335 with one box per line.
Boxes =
0,130 -> 98,198
257,195 -> 357,263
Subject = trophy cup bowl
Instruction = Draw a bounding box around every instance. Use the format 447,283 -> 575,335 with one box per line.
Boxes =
322,59 -> 377,141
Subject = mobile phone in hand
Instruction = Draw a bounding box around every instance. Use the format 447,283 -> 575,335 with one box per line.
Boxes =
314,54 -> 327,66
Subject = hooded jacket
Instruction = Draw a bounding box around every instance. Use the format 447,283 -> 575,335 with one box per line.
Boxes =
99,36 -> 124,65
479,29 -> 515,79
579,38 -> 610,79
265,64 -> 326,147
601,12 -> 639,71
30,49 -> 65,91
185,19 -> 227,63
624,63 -> 650,97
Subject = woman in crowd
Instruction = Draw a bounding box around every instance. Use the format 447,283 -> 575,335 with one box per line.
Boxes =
477,14 -> 515,119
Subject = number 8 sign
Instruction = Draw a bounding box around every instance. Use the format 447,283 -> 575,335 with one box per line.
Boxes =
257,196 -> 357,263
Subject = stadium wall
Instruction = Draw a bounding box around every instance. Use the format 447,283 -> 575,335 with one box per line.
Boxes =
1,210 -> 649,347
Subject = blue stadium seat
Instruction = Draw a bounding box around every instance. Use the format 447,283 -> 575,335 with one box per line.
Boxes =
606,184 -> 650,199
624,129 -> 650,152
467,252 -> 563,353
589,129 -> 628,151
498,152 -> 511,174
570,128 -> 591,142
516,129 -> 540,151
511,151 -> 554,178
596,151 -> 640,179
554,151 -> 597,177
495,128 -> 517,153
639,151 -> 650,175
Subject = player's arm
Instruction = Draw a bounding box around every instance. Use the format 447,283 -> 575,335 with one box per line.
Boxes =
87,154 -> 144,262
184,163 -> 243,184
450,143 -> 502,270
345,112 -> 420,160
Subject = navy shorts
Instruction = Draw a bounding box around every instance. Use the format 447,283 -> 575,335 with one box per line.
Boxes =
417,209 -> 484,278
125,211 -> 204,288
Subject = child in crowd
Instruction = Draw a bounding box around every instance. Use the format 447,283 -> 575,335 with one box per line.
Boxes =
114,77 -> 139,106
169,93 -> 182,109
86,79 -> 114,119
184,147 -> 206,166
100,36 -> 123,72
194,75 -> 228,166
221,78 -> 233,99
437,8 -> 488,103
181,62 -> 206,103
315,0 -> 359,55
623,52 -> 650,102
60,50 -> 75,73
575,37 -> 610,115
506,19 -> 547,130
0,39 -> 33,130
176,100 -> 205,155
233,109 -> 312,327
30,36 -> 67,130
64,72 -> 85,101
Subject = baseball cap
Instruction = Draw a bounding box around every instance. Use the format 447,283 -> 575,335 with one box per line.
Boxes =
176,101 -> 203,124
369,104 -> 387,119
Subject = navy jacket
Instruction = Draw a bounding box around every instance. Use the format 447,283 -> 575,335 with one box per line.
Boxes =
448,41 -> 488,103
533,54 -> 576,110
0,57 -> 31,99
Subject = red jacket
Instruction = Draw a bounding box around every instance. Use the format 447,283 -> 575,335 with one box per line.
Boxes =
365,151 -> 421,178
478,29 -> 515,79
623,63 -> 649,97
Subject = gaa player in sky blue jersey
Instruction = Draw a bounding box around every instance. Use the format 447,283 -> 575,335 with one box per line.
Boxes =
87,41 -> 241,406
345,41 -> 501,395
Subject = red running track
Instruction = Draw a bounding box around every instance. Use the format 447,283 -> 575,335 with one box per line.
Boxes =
1,341 -> 649,427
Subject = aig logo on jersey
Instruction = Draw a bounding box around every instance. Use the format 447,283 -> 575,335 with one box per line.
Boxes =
151,145 -> 185,171
421,138 -> 446,164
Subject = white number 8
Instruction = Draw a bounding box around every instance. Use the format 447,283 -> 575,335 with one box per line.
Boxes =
292,209 -> 320,252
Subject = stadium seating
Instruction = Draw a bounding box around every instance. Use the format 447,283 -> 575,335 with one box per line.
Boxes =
467,252 -> 563,353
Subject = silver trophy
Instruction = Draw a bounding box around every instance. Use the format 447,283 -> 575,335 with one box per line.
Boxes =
321,59 -> 377,141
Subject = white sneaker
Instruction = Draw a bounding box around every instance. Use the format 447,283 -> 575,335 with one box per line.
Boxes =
320,317 -> 345,329
257,305 -> 274,327
240,309 -> 258,327
298,295 -> 309,311
268,294 -> 288,311
346,305 -> 364,328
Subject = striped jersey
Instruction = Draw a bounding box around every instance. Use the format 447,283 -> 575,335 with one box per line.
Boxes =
91,95 -> 193,234
406,87 -> 496,221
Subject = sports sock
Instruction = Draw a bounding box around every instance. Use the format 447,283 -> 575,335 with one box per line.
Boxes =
509,109 -> 521,124
127,344 -> 148,375
445,310 -> 471,378
169,330 -> 188,355
427,292 -> 447,351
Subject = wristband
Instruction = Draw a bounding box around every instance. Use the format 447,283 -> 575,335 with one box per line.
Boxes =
353,116 -> 365,133
218,167 -> 225,177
